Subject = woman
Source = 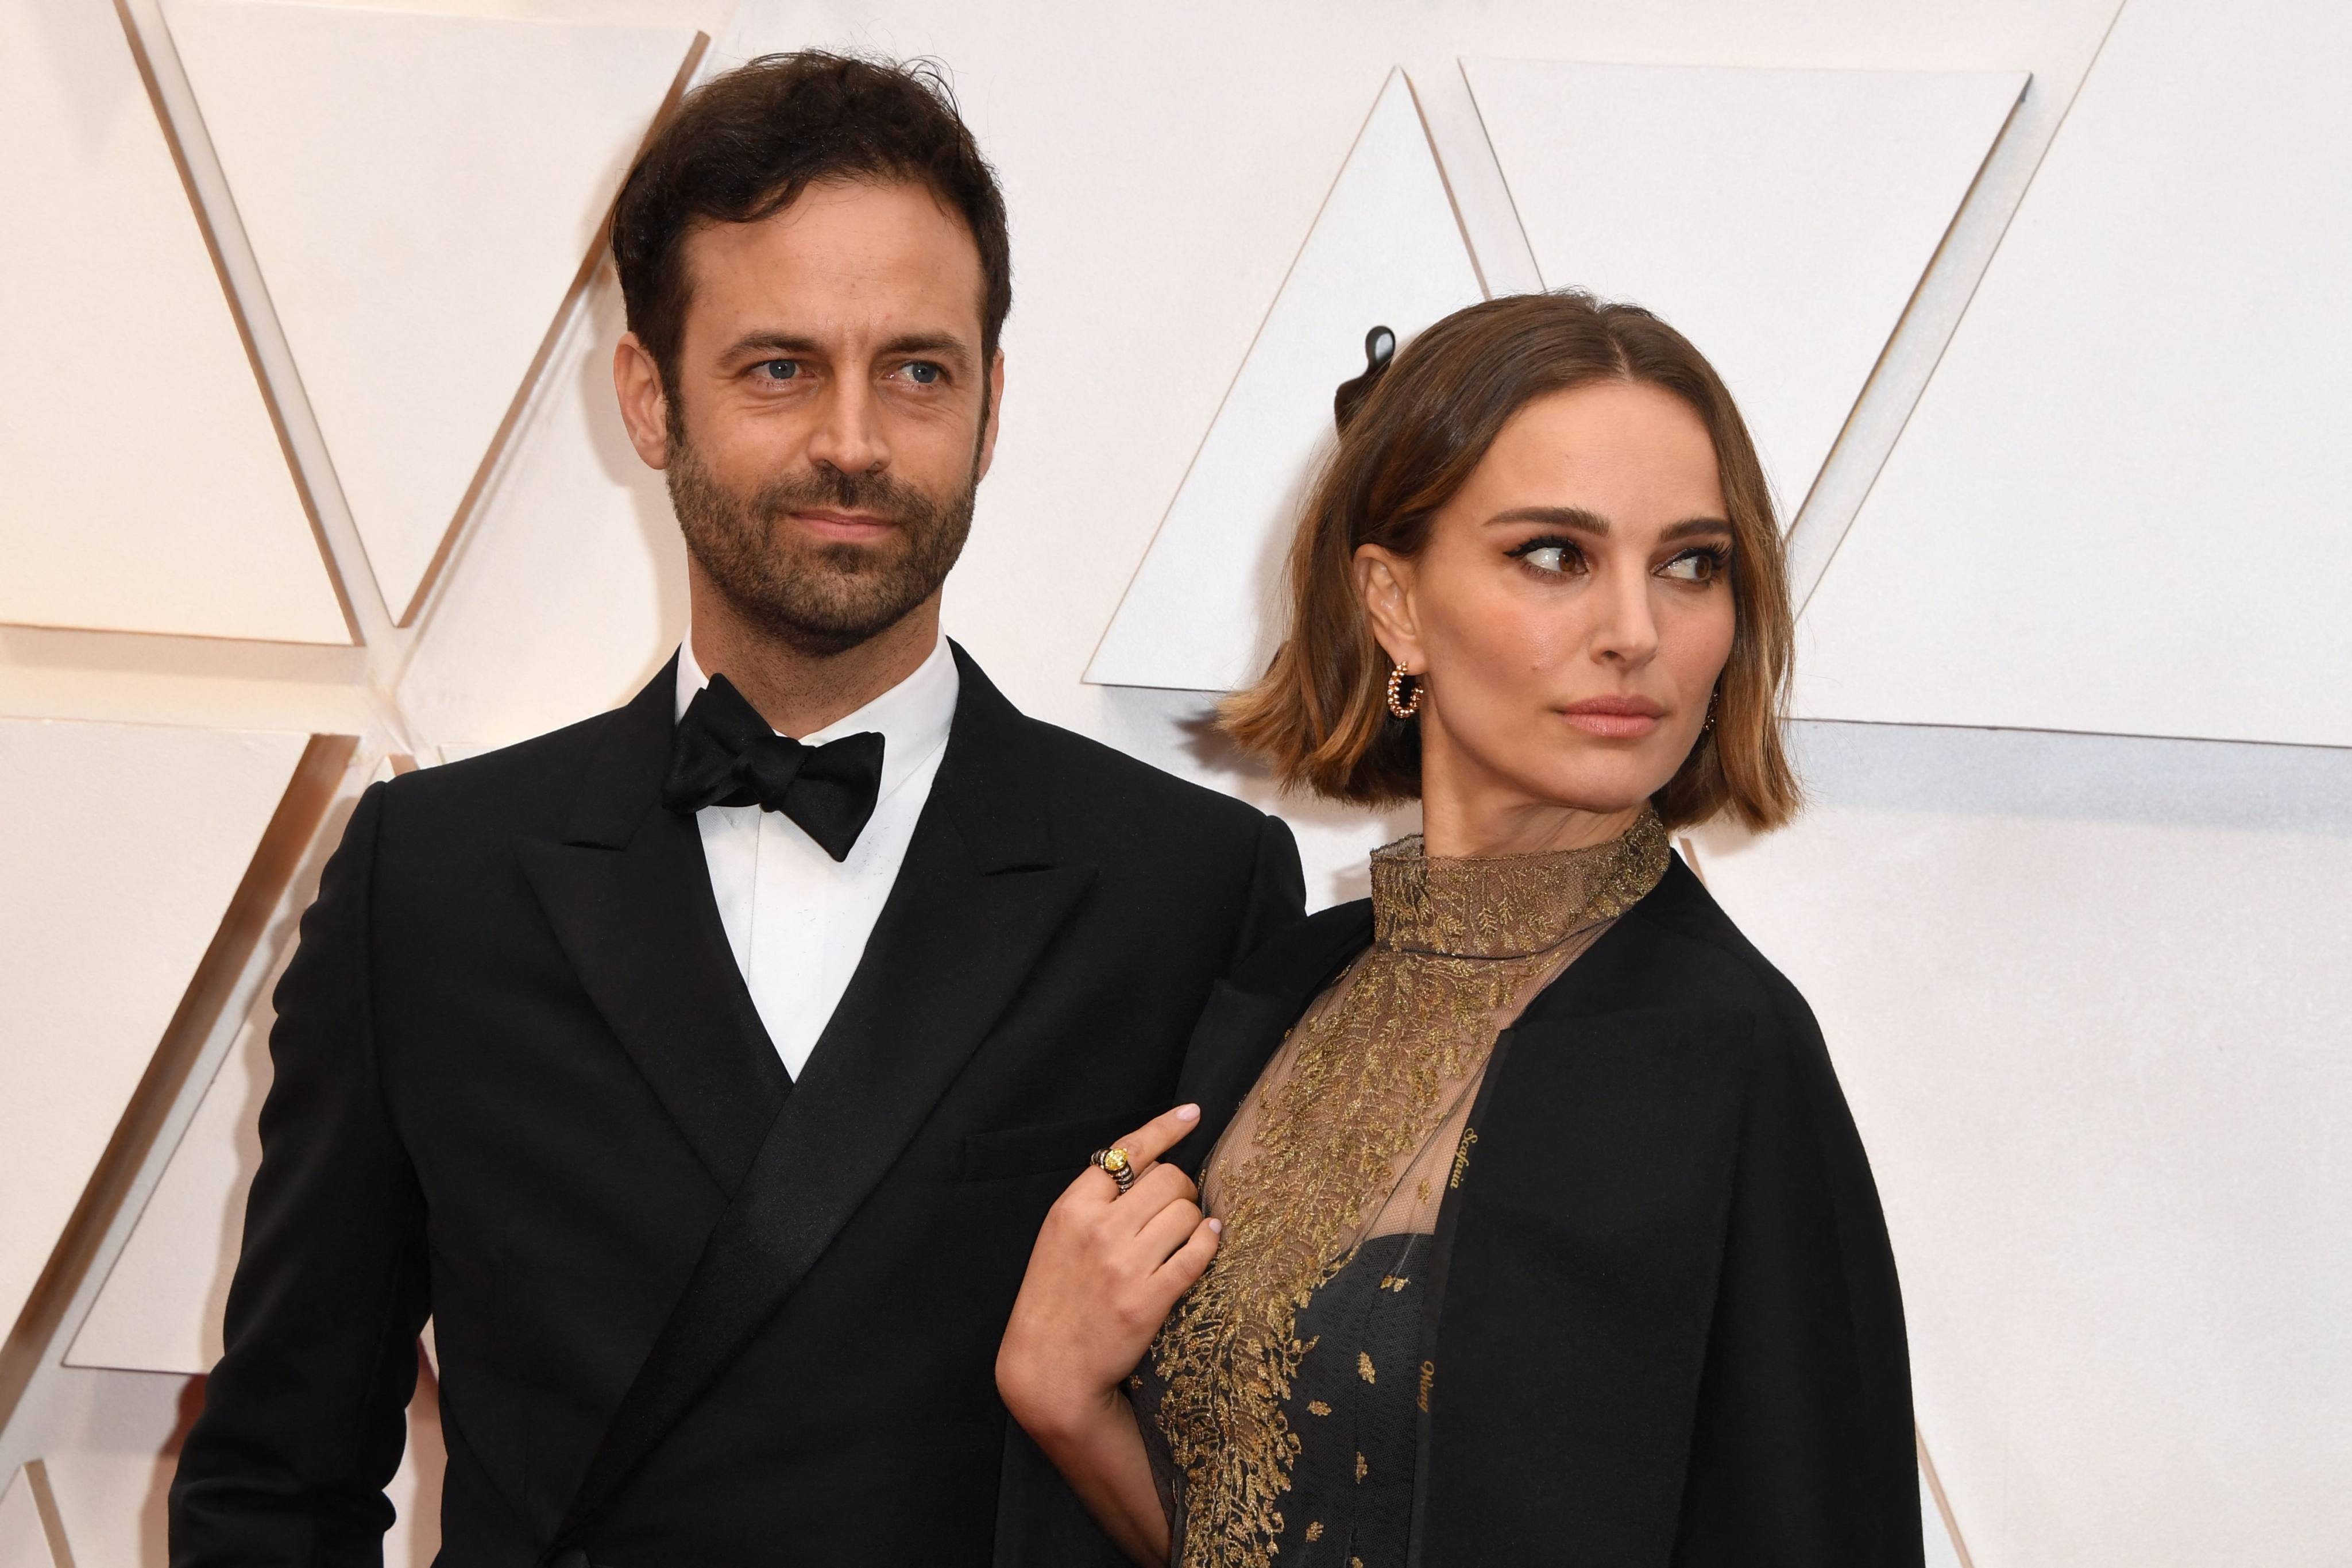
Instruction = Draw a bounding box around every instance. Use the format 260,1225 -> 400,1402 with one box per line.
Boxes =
998,292 -> 1918,1566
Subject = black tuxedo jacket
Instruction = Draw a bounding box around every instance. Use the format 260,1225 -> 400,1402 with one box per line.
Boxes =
1157,856 -> 1921,1566
168,646 -> 1303,1566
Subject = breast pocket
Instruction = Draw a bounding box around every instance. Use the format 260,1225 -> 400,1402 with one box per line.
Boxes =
957,1109 -> 1156,1182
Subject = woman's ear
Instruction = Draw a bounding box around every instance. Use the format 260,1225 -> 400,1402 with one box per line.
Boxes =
1354,544 -> 1424,674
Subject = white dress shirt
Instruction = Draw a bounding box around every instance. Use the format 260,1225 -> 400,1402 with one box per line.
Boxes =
675,633 -> 960,1078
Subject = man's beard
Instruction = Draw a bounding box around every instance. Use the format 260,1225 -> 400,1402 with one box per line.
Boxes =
667,437 -> 978,658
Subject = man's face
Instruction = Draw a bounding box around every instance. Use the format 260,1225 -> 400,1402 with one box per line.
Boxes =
642,178 -> 999,655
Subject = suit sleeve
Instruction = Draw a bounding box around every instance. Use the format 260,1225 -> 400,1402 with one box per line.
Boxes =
1226,812 -> 1307,968
992,811 -> 1304,1567
169,781 -> 431,1567
1670,997 -> 1924,1568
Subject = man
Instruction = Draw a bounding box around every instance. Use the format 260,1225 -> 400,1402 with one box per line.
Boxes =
169,52 -> 1302,1565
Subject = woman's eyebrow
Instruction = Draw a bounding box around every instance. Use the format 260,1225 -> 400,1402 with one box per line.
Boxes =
1485,505 -> 1610,534
1484,508 -> 1733,542
1660,517 -> 1735,542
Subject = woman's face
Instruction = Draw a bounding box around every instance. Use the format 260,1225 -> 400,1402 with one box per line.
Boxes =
1357,380 -> 1737,853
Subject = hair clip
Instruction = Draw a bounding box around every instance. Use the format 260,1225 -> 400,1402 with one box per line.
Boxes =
1333,325 -> 1397,434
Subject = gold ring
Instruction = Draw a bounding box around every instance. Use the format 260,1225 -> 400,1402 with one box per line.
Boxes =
1091,1146 -> 1136,1194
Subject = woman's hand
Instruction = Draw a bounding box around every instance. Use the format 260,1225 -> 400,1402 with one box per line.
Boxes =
999,1103 -> 1220,1439
997,1104 -> 1220,1563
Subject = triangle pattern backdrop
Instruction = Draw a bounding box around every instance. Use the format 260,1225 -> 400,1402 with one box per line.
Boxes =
69,1011 -> 268,1376
74,747 -> 389,1377
164,0 -> 701,623
0,720 -> 311,1358
0,1465 -> 63,1568
1086,71 -> 1486,693
1690,721 -> 2352,1565
1795,0 -> 2352,748
1465,59 -> 2025,521
0,0 -> 346,643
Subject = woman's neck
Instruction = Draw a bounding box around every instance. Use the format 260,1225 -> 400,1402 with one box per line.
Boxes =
1418,795 -> 1643,860
1416,743 -> 1644,859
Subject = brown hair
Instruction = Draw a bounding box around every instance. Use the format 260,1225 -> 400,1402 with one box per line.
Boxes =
612,52 -> 1011,400
1223,290 -> 1799,831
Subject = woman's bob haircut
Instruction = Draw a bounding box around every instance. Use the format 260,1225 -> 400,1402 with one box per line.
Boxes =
1223,289 -> 1799,832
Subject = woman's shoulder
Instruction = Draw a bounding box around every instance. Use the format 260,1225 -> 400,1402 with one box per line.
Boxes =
1604,855 -> 1825,1058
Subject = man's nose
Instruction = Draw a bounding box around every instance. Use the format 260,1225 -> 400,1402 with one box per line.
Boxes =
806,378 -> 888,476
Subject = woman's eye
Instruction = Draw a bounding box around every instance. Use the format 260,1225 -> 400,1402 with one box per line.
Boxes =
1509,538 -> 1584,576
1659,548 -> 1728,584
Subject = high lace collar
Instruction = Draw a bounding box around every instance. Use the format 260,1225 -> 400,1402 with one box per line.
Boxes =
1369,808 -> 1671,960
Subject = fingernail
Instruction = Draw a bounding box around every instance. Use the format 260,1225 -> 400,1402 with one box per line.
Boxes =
1177,1104 -> 1200,1122
1208,1218 -> 1223,1234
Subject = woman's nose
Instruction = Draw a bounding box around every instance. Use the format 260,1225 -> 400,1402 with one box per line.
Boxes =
1590,570 -> 1662,666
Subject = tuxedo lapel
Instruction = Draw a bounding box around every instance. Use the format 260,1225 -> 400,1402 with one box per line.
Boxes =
554,648 -> 1096,1544
517,658 -> 789,1196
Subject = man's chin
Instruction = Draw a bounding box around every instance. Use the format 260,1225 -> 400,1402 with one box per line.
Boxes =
733,585 -> 929,657
774,534 -> 907,578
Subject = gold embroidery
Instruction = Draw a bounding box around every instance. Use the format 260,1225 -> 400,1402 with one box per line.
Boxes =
1357,1351 -> 1376,1384
1150,814 -> 1670,1568
1418,1360 -> 1434,1413
1307,1400 -> 1331,1417
1306,1521 -> 1323,1542
1382,1275 -> 1409,1293
1355,1451 -> 1369,1483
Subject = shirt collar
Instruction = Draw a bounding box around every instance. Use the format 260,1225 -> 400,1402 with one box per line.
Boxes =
674,629 -> 961,802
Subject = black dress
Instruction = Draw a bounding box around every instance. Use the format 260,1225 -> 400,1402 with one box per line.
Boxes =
1140,817 -> 1682,1567
1137,816 -> 1923,1567
1274,1231 -> 1428,1566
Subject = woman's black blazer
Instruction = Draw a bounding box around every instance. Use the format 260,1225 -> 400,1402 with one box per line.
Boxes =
1166,853 -> 1922,1567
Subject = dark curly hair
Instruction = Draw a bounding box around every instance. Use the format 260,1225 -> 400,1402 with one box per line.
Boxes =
611,51 -> 1011,400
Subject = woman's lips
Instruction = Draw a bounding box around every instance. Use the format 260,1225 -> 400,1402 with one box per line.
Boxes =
1559,695 -> 1664,739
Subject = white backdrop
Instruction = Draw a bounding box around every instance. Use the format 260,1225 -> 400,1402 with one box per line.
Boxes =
5,0 -> 2347,1563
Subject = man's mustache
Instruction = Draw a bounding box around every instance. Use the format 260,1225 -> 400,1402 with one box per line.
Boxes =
748,467 -> 944,529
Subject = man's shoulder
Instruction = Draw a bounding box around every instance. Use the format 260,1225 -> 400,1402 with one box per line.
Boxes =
1009,709 -> 1273,843
375,704 -> 632,843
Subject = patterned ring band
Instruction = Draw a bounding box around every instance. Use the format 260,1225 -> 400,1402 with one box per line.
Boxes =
1091,1146 -> 1137,1194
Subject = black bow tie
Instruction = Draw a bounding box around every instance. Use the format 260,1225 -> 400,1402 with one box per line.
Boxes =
661,674 -> 886,862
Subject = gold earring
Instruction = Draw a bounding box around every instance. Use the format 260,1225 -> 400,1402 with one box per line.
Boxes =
1386,662 -> 1423,720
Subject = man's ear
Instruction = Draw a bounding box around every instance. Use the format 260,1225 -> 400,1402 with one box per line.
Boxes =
613,331 -> 673,470
1355,544 -> 1423,674
974,347 -> 1006,483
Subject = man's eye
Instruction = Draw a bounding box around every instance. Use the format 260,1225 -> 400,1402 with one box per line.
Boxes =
900,361 -> 943,385
756,360 -> 802,382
